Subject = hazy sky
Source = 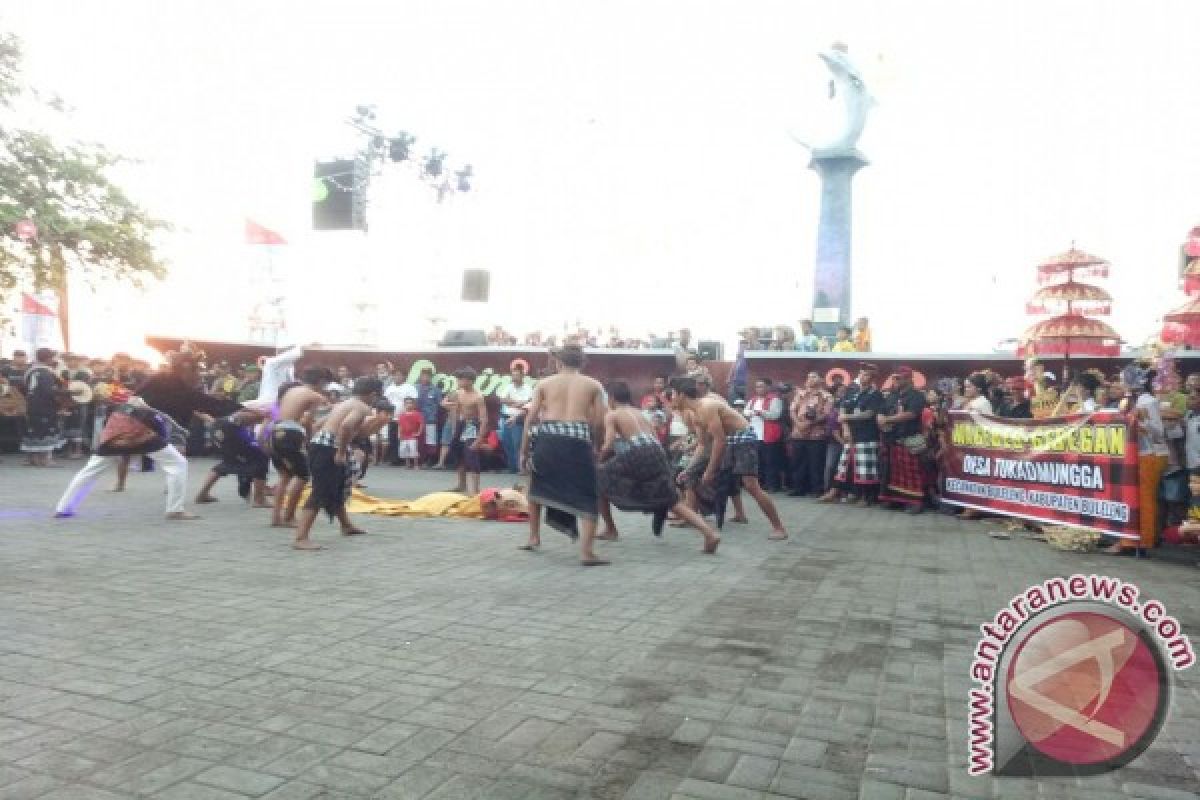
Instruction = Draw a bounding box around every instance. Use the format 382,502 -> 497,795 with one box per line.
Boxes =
7,0 -> 1200,356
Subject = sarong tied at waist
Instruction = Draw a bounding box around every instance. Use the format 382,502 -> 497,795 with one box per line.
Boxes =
599,435 -> 678,513
306,430 -> 351,519
276,419 -> 305,434
532,420 -> 591,442
621,432 -> 659,450
725,428 -> 757,446
529,422 -> 597,538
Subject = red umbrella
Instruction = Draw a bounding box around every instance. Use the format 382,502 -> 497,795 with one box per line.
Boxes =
1025,280 -> 1112,315
1180,258 -> 1200,294
1017,313 -> 1121,358
1184,225 -> 1200,258
1161,297 -> 1200,347
1036,246 -> 1110,283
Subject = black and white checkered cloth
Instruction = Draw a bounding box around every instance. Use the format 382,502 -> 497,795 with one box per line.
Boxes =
533,421 -> 592,441
835,440 -> 880,485
726,428 -> 758,446
626,432 -> 659,448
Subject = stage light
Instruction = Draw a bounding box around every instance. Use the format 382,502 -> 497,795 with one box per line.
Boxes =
388,133 -> 414,162
424,149 -> 446,178
456,164 -> 473,192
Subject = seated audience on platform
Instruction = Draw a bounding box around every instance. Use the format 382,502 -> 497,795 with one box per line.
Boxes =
797,320 -> 820,352
853,317 -> 872,352
831,326 -> 856,352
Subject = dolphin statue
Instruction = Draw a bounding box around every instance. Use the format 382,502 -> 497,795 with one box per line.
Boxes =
789,44 -> 875,155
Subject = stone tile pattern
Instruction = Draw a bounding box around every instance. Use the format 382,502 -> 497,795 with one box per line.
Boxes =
1,460 -> 1198,799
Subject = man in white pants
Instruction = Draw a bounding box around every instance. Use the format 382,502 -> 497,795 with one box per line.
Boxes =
54,397 -> 197,520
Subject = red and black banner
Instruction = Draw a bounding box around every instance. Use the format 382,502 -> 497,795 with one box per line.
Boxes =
943,410 -> 1140,538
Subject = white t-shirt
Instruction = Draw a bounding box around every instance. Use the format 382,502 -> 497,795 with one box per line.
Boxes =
1185,412 -> 1200,469
966,395 -> 993,415
385,383 -> 418,409
1137,392 -> 1169,457
499,381 -> 534,418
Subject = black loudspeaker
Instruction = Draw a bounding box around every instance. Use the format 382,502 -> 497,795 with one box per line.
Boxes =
461,269 -> 490,302
440,329 -> 487,347
697,340 -> 723,361
313,160 -> 367,231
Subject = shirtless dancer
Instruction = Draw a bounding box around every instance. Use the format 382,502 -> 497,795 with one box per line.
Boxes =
271,368 -> 331,528
675,386 -> 749,526
192,406 -> 273,507
445,368 -> 488,496
671,376 -> 787,540
519,345 -> 609,565
596,382 -> 719,553
292,378 -> 382,550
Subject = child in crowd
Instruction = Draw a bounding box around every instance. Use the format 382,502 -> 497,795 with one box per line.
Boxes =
854,317 -> 872,352
641,392 -> 669,445
397,397 -> 424,469
832,326 -> 856,352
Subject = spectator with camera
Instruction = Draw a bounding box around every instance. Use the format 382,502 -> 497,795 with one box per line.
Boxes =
788,371 -> 833,496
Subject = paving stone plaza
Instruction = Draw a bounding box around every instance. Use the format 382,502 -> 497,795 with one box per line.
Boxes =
1,461 -> 1198,799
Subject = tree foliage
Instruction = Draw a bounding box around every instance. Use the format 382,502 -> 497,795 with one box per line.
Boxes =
0,31 -> 166,295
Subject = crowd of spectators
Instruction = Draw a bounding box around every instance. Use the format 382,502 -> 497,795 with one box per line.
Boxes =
4,334 -> 1190,558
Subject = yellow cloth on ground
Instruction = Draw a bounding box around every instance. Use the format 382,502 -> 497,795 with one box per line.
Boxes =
297,488 -> 485,518
348,489 -> 484,517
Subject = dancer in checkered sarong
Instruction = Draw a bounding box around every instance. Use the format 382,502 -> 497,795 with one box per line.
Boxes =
820,364 -> 885,506
518,345 -> 611,566
877,367 -> 930,512
292,379 -> 383,550
670,377 -> 787,540
596,383 -> 719,553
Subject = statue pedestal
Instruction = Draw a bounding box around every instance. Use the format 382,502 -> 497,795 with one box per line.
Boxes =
809,149 -> 868,339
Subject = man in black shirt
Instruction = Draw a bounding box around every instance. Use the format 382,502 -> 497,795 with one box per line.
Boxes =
878,367 -> 929,513
137,353 -> 241,433
820,364 -> 884,506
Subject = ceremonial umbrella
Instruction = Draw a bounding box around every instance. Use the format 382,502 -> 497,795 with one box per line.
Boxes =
1036,246 -> 1111,283
1018,313 -> 1122,362
1161,297 -> 1200,348
1180,257 -> 1200,294
1025,280 -> 1113,316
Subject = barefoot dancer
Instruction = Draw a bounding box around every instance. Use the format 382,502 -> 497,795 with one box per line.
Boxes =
292,378 -> 383,550
350,401 -> 393,487
519,345 -> 609,565
54,394 -> 199,520
192,406 -> 273,507
671,377 -> 788,540
674,390 -> 750,527
447,368 -> 488,495
271,368 -> 331,527
597,382 -> 719,553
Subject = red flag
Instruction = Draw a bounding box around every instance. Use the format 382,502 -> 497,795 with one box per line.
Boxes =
21,292 -> 56,316
245,219 -> 287,245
